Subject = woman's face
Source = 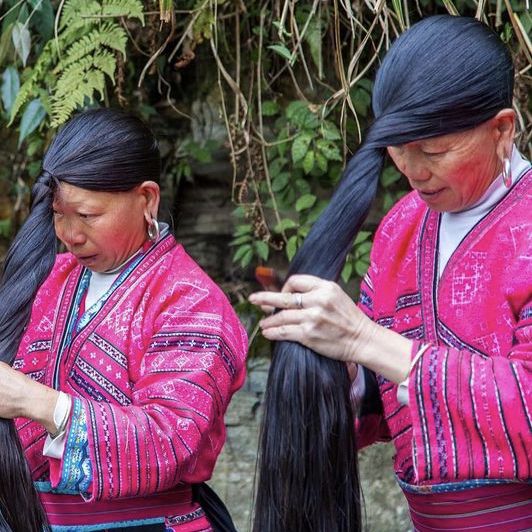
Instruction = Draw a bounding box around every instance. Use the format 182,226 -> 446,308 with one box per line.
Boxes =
387,112 -> 514,212
52,182 -> 159,273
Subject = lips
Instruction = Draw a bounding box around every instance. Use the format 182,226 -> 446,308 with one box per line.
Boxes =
75,254 -> 97,263
417,188 -> 444,199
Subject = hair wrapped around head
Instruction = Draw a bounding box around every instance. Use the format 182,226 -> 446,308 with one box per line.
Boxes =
253,15 -> 514,532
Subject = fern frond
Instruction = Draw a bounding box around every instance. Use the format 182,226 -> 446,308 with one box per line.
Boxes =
51,51 -> 115,126
9,40 -> 58,124
54,23 -> 126,73
51,71 -> 106,127
8,79 -> 37,125
94,22 -> 128,56
61,0 -> 101,32
102,0 -> 144,24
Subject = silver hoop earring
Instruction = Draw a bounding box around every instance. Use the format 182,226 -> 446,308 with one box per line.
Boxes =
502,157 -> 512,189
147,217 -> 160,242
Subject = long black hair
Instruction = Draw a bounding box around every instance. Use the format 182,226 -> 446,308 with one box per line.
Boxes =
0,108 -> 160,531
253,15 -> 514,532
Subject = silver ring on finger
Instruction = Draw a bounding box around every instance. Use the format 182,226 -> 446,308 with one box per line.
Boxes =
293,293 -> 303,309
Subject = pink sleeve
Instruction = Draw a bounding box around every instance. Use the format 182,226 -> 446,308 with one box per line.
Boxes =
81,304 -> 247,502
408,301 -> 532,484
354,264 -> 392,449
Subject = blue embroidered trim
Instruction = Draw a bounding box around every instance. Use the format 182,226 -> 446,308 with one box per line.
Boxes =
56,398 -> 92,495
35,481 -> 79,496
47,517 -> 165,531
396,475 -> 531,494
53,251 -> 145,389
75,252 -> 144,332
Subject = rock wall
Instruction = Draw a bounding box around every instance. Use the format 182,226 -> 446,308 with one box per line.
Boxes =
209,358 -> 411,531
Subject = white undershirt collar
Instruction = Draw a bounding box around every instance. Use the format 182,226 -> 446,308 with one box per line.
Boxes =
438,146 -> 530,279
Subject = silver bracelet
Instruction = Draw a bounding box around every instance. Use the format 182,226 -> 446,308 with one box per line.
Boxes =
48,391 -> 73,439
396,343 -> 431,405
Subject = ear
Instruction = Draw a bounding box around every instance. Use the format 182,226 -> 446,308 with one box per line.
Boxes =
492,108 -> 515,162
137,181 -> 161,225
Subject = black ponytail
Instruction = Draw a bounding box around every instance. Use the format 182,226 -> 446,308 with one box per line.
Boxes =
253,15 -> 514,531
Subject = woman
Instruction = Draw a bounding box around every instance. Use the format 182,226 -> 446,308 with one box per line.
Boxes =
250,15 -> 531,531
0,109 -> 247,531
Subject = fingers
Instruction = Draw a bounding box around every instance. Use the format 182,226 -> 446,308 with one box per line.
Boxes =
282,274 -> 326,293
249,290 -> 308,310
261,323 -> 303,343
260,309 -> 305,329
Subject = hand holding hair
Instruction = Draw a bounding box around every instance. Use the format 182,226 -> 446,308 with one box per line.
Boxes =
250,274 -> 414,384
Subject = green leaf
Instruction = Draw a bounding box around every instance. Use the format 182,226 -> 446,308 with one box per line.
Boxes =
261,100 -> 280,116
230,234 -> 252,246
291,132 -> 313,163
234,224 -> 252,236
381,166 -> 402,187
295,193 -> 317,212
285,100 -> 307,120
321,121 -> 342,141
355,258 -> 369,277
286,235 -> 298,261
32,0 -> 55,41
315,152 -> 328,173
268,44 -> 292,62
272,171 -> 290,192
269,157 -> 286,177
274,218 -> 298,232
0,219 -> 12,238
233,243 -> 252,262
26,136 -> 44,156
356,241 -> 372,256
12,21 -> 31,66
352,87 -> 371,117
294,178 -> 311,194
240,247 -> 254,268
26,0 -> 44,8
341,261 -> 353,283
302,149 -> 314,174
358,78 -> 373,92
255,241 -> 269,261
316,139 -> 342,161
290,105 -> 318,128
18,98 -> 46,146
304,17 -> 322,76
0,23 -> 14,66
1,67 -> 20,115
354,230 -> 372,245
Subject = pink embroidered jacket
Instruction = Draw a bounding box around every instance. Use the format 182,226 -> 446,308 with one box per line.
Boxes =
357,168 -> 531,490
14,234 -> 248,530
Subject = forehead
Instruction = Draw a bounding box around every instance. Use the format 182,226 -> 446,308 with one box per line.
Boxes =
405,121 -> 494,150
53,182 -> 129,207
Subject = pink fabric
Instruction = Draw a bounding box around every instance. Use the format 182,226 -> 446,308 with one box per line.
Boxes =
357,169 -> 532,488
405,483 -> 532,531
14,234 -> 248,530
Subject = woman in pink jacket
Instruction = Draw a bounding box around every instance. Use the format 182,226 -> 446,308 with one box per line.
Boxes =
250,15 -> 531,532
0,109 -> 247,531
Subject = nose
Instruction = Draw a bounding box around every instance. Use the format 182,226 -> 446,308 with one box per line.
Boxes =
55,218 -> 87,249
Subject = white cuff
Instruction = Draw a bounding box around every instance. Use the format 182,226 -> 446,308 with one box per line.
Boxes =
43,392 -> 72,459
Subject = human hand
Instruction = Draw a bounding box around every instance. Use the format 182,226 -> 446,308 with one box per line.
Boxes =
0,362 -> 58,432
248,274 -> 377,364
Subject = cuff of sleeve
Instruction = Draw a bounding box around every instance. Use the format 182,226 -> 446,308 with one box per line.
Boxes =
43,392 -> 73,459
